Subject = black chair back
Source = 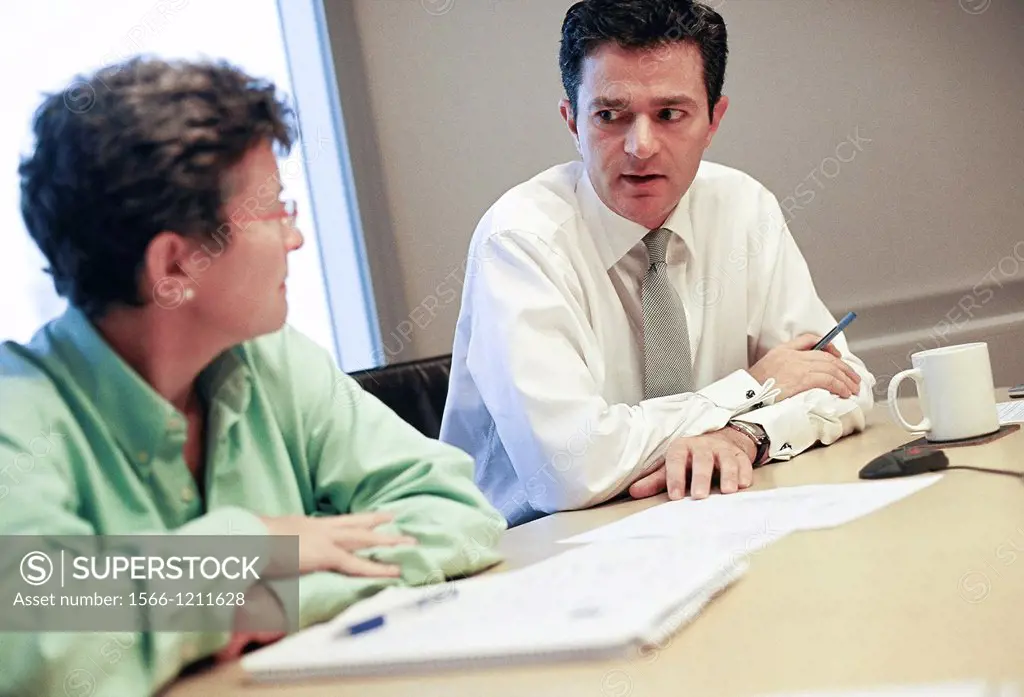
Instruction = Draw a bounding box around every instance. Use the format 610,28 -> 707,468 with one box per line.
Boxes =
348,355 -> 452,439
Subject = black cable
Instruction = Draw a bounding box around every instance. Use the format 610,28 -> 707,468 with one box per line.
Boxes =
945,465 -> 1024,480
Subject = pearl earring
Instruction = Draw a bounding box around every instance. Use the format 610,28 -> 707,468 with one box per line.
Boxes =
183,287 -> 195,302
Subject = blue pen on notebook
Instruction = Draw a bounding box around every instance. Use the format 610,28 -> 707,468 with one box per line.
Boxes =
813,311 -> 857,351
336,587 -> 459,637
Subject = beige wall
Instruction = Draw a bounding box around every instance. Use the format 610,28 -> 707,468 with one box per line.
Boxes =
324,0 -> 1024,395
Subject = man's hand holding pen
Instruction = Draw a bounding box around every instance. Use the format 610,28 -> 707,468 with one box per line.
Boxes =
749,333 -> 861,400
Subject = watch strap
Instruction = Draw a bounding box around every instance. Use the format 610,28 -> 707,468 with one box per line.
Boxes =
727,420 -> 770,466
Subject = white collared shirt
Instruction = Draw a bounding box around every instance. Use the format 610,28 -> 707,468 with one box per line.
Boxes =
440,160 -> 875,526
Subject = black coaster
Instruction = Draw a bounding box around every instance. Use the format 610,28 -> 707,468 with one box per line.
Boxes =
900,423 -> 1020,451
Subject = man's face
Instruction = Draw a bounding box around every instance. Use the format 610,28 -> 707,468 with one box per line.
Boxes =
561,41 -> 728,230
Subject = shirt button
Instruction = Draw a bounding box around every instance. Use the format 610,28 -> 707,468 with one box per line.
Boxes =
746,390 -> 756,399
137,451 -> 149,463
181,487 -> 195,503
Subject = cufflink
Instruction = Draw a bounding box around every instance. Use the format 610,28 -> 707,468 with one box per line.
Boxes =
746,389 -> 756,399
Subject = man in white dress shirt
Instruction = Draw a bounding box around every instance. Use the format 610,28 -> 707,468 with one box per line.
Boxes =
439,0 -> 876,526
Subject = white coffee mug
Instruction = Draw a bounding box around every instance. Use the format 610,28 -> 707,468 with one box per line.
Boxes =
887,342 -> 1000,442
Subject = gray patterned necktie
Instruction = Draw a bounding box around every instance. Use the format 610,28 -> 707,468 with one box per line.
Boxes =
641,227 -> 694,399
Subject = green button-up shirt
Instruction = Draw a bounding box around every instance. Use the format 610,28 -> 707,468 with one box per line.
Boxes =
0,307 -> 505,696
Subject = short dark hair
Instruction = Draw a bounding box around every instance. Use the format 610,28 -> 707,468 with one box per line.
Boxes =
559,0 -> 728,120
18,56 -> 297,318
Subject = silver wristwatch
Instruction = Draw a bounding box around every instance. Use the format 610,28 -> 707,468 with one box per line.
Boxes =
726,420 -> 771,466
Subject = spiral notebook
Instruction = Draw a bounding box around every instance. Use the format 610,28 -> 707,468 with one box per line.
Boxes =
242,539 -> 747,682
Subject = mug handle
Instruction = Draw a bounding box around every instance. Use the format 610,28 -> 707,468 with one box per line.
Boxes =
887,368 -> 932,433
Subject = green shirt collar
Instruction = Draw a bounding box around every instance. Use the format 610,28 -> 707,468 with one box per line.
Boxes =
48,306 -> 252,466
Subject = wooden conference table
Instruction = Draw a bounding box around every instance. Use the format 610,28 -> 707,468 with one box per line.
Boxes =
168,391 -> 1024,697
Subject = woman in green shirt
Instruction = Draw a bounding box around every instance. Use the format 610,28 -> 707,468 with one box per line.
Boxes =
0,57 -> 504,696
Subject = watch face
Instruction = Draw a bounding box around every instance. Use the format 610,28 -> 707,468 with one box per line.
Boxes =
734,421 -> 765,444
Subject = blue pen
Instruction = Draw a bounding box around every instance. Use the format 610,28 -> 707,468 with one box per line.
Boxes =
813,311 -> 857,351
336,587 -> 459,637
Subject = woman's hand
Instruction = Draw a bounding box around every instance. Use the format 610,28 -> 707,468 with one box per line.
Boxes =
260,511 -> 418,577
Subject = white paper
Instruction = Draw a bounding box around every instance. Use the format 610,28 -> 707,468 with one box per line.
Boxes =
243,539 -> 748,678
560,475 -> 942,545
761,681 -> 1019,697
324,537 -> 747,642
997,400 -> 1024,424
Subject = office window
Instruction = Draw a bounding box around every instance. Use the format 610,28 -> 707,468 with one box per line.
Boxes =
0,0 -> 381,371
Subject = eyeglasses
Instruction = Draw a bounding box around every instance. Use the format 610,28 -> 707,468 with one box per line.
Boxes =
232,199 -> 298,227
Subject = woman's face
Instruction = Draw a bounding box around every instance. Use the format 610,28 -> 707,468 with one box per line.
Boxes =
175,142 -> 304,343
